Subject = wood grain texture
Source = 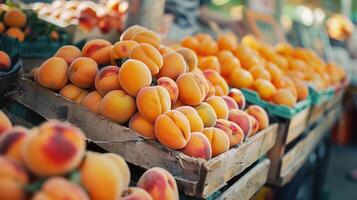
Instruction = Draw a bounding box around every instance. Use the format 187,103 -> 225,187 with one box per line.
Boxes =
286,107 -> 310,144
307,102 -> 327,127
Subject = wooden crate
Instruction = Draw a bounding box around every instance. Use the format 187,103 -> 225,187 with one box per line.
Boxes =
13,77 -> 279,198
307,102 -> 327,127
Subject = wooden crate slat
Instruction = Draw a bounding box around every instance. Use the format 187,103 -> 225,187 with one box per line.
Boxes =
286,107 -> 310,144
200,125 -> 278,197
280,138 -> 305,177
216,159 -> 270,200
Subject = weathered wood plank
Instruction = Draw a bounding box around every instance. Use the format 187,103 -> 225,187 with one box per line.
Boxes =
307,102 -> 326,127
280,138 -> 305,177
286,108 -> 310,144
216,159 -> 270,200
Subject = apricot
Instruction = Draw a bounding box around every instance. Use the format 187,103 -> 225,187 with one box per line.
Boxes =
60,84 -> 86,102
6,27 -> 25,42
171,99 -> 185,109
182,132 -> 212,160
176,47 -> 197,72
205,80 -> 216,99
228,89 -> 246,110
157,52 -> 187,80
130,43 -> 163,75
0,111 -> 12,135
217,32 -> 237,51
215,119 -> 244,147
293,79 -> 309,101
205,96 -> 229,120
80,91 -> 102,114
54,45 -> 82,65
131,29 -> 161,49
203,69 -> 229,96
228,109 -> 252,138
119,59 -> 152,97
22,121 -> 86,177
122,187 -> 153,200
253,79 -> 277,100
248,114 -> 259,137
82,39 -> 112,65
0,127 -> 29,162
176,72 -> 206,106
181,36 -> 199,52
273,75 -> 295,89
157,77 -> 179,104
138,167 -> 179,200
217,50 -> 241,78
104,153 -> 130,190
228,68 -> 253,89
194,102 -> 217,127
0,51 -> 11,70
68,57 -> 98,88
32,67 -> 40,82
272,88 -> 297,107
246,105 -> 269,131
159,45 -> 174,55
80,152 -> 125,200
195,33 -> 213,43
100,90 -> 136,124
266,62 -> 283,83
155,110 -> 190,149
32,177 -> 90,200
241,34 -> 262,51
175,106 -> 204,132
129,113 -> 156,139
136,86 -> 171,122
198,39 -> 218,56
38,57 -> 68,91
111,40 -> 139,64
95,66 -> 121,96
221,96 -> 238,110
249,66 -> 271,81
198,56 -> 221,73
4,8 -> 27,28
120,25 -> 147,41
202,127 -> 230,157
0,156 -> 28,200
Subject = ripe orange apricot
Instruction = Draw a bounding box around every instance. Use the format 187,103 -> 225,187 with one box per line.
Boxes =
4,8 -> 27,28
203,69 -> 229,96
228,68 -> 253,88
157,77 -> 179,104
217,32 -> 238,51
202,127 -> 230,157
120,25 -> 147,41
182,132 -> 212,160
129,43 -> 163,75
157,52 -> 187,80
176,72 -> 206,106
54,45 -> 82,65
37,57 -> 68,91
253,79 -> 277,100
68,57 -> 98,88
111,40 -> 139,64
176,47 -> 198,72
129,113 -> 156,139
82,39 -> 112,65
95,66 -> 121,96
0,51 -> 11,70
198,56 -> 221,73
80,91 -> 103,114
249,65 -> 271,81
131,29 -> 161,49
272,88 -> 297,107
217,50 -> 241,78
181,36 -> 199,52
6,28 -> 25,42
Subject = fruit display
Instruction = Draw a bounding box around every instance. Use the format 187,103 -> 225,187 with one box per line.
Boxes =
30,25 -> 271,160
0,111 -> 179,200
32,0 -> 128,34
180,33 -> 347,108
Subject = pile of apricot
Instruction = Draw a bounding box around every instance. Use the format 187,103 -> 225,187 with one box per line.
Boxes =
32,25 -> 270,160
0,111 -> 179,200
0,50 -> 11,71
181,33 -> 346,107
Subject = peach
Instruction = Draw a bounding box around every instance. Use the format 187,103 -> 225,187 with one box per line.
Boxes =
202,127 -> 230,157
119,59 -> 152,97
21,121 -> 86,177
130,43 -> 163,75
80,152 -> 125,200
131,29 -> 161,49
155,110 -> 190,149
175,106 -> 204,132
104,153 -> 131,190
0,127 -> 29,162
176,47 -> 198,72
176,72 -> 206,106
54,45 -> 82,65
246,105 -> 269,131
221,96 -> 238,110
194,102 -> 217,127
80,91 -> 103,114
111,40 -> 139,64
198,56 -> 221,73
203,69 -> 229,96
32,177 -> 90,200
68,57 -> 98,88
228,68 -> 253,89
217,50 -> 241,78
272,88 -> 297,107
248,114 -> 259,136
38,57 -> 68,91
3,8 -> 27,28
122,187 -> 153,200
95,66 -> 121,96
75,90 -> 89,105
100,90 -> 136,124
82,39 -> 112,65
228,109 -> 252,138
157,52 -> 187,80
120,25 -> 147,41
181,36 -> 199,52
182,132 -> 212,160
0,111 -> 12,135
253,79 -> 276,101
129,113 -> 156,139
59,84 -> 86,102
215,119 -> 244,147
228,88 -> 246,110
205,96 -> 229,120
138,167 -> 179,200
0,51 -> 11,70
157,77 -> 179,104
217,32 -> 237,51
0,156 -> 28,200
137,86 -> 171,122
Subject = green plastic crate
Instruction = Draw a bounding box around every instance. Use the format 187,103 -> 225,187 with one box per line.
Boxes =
308,86 -> 335,105
241,88 -> 311,119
